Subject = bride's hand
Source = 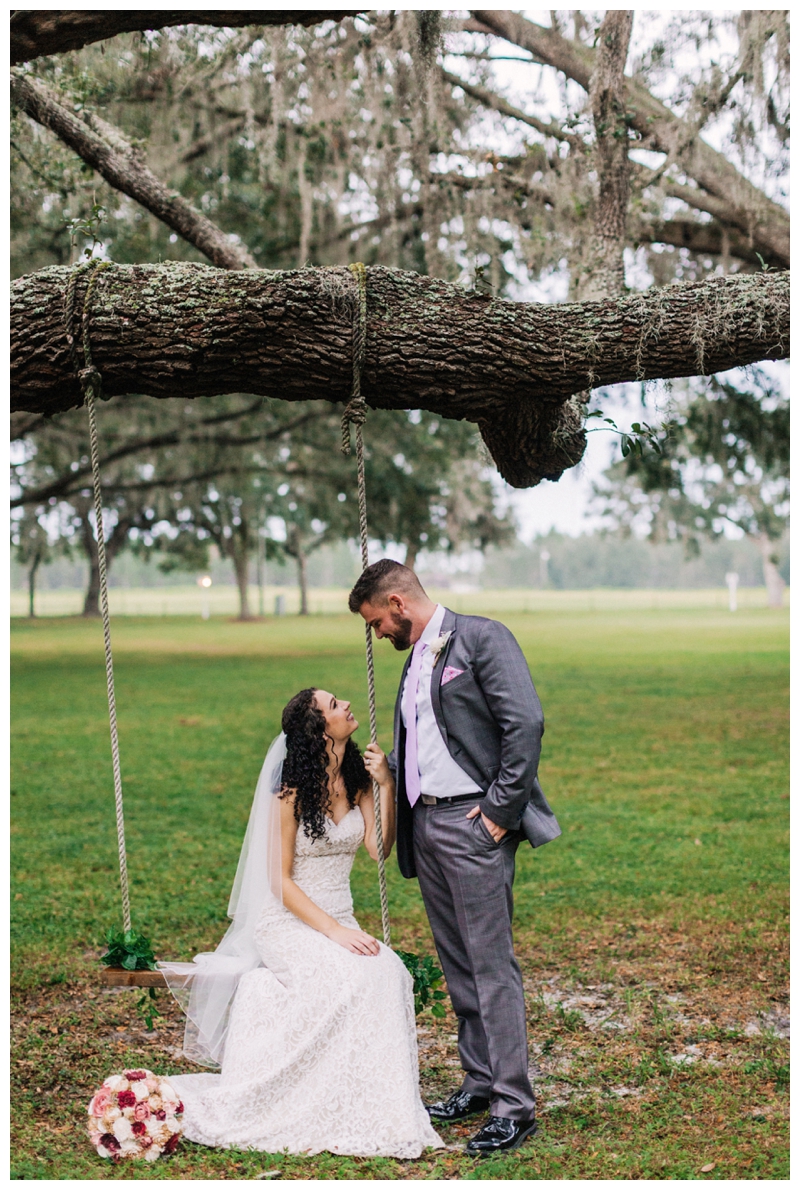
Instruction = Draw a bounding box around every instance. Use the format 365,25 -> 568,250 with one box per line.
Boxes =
326,924 -> 380,956
363,742 -> 391,786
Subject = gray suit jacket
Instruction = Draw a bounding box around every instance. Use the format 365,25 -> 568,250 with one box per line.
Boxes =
389,608 -> 561,879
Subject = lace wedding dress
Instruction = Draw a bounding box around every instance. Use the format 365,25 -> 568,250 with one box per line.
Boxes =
167,805 -> 442,1158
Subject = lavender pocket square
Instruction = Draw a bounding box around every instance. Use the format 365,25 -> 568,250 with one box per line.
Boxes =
441,666 -> 465,685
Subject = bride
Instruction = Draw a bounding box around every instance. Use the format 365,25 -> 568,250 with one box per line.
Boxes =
160,687 -> 442,1158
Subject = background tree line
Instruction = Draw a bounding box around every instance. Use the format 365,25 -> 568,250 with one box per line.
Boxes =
10,10 -> 788,612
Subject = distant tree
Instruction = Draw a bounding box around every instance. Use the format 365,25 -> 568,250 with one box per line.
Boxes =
10,507 -> 53,618
594,368 -> 789,607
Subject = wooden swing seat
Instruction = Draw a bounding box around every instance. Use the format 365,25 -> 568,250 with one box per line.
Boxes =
101,967 -> 167,988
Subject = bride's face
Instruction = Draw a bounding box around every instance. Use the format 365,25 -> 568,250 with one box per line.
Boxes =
315,689 -> 359,743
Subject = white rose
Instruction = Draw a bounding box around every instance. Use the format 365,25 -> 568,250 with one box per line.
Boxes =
105,1075 -> 127,1092
148,1094 -> 162,1111
96,1144 -> 111,1159
120,1139 -> 140,1158
112,1116 -> 133,1142
132,1080 -> 149,1102
144,1146 -> 161,1162
102,1107 -> 121,1126
166,1117 -> 182,1134
145,1116 -> 162,1136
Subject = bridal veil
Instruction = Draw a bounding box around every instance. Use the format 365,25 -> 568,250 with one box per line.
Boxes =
159,733 -> 286,1067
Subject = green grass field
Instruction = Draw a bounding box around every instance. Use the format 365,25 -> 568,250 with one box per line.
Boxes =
11,604 -> 789,1179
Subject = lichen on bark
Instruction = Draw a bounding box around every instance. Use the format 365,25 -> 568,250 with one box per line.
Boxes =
10,261 -> 789,488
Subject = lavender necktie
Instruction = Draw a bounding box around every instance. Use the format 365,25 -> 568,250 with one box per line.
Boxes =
403,640 -> 426,807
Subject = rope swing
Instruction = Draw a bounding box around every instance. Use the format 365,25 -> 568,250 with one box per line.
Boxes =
65,258 -> 131,934
66,259 -> 391,950
341,263 -> 391,948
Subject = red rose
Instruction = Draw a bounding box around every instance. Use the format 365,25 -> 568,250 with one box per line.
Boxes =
100,1133 -> 120,1152
125,1069 -> 147,1081
156,1109 -> 166,1120
177,1102 -> 184,1115
163,1133 -> 181,1155
132,1121 -> 146,1136
117,1090 -> 137,1108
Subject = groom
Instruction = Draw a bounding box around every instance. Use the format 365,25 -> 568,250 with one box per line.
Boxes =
349,560 -> 560,1156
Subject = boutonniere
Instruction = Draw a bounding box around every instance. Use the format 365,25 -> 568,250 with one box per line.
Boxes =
428,630 -> 452,667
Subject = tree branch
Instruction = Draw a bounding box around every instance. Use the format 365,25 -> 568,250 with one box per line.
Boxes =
441,69 -> 582,147
12,407 -> 329,508
10,11 -> 364,65
469,10 -> 789,268
10,69 -> 257,270
11,262 -> 790,488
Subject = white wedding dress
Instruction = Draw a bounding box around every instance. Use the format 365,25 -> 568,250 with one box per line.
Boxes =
168,805 -> 442,1158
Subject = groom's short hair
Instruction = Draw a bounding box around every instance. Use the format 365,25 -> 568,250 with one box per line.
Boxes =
348,560 -> 425,613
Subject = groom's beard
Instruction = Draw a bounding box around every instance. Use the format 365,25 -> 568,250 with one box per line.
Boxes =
387,610 -> 414,651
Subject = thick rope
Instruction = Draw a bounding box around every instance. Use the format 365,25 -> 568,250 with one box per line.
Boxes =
65,260 -> 132,935
341,263 -> 391,947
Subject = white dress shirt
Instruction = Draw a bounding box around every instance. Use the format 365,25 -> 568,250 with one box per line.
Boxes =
401,604 -> 482,799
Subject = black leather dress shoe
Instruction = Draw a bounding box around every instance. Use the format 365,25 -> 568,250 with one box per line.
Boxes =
466,1115 -> 538,1156
426,1091 -> 491,1121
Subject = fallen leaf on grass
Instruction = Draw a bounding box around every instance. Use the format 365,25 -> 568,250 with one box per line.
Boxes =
700,1162 -> 716,1173
757,974 -> 767,982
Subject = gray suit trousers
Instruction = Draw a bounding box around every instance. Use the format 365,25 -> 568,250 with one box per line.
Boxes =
412,799 -> 535,1120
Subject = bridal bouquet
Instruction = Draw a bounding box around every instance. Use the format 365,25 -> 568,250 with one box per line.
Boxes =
87,1069 -> 183,1162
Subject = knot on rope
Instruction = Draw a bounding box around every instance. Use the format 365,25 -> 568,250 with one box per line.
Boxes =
78,365 -> 103,396
341,262 -> 368,457
340,395 -> 368,455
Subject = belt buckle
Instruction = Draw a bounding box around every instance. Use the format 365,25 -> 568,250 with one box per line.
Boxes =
421,794 -> 437,806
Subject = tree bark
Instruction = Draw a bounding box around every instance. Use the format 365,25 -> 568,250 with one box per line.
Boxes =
80,515 -> 101,618
11,11 -> 362,65
296,550 -> 310,616
757,533 -> 786,609
404,543 -> 419,572
577,10 -> 633,301
469,10 -> 790,269
232,548 -> 253,621
27,550 -> 42,618
11,262 -> 789,488
11,71 -> 257,271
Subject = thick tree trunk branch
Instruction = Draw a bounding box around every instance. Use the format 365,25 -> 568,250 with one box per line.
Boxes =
10,70 -> 257,271
578,10 -> 633,301
469,10 -> 789,268
11,262 -> 789,488
10,11 -> 362,65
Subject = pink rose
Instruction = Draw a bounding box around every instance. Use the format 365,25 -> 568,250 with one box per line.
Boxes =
90,1088 -> 111,1116
146,1077 -> 159,1093
133,1101 -> 150,1122
139,1134 -> 153,1149
155,1109 -> 166,1121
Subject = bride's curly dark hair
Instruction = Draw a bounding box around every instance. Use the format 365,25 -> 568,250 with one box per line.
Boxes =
280,688 -> 369,843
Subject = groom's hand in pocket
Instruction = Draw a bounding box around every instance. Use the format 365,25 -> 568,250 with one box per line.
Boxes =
466,804 -> 507,842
